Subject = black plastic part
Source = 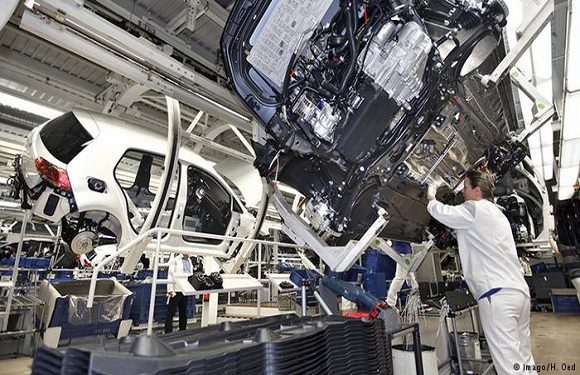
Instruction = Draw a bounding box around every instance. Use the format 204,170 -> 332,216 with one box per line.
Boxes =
87,177 -> 107,193
335,82 -> 399,163
32,315 -> 394,375
43,193 -> 60,216
188,272 -> 216,290
129,335 -> 177,357
208,272 -> 223,289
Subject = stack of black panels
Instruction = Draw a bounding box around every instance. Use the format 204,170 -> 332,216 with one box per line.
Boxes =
32,315 -> 393,375
31,346 -> 63,375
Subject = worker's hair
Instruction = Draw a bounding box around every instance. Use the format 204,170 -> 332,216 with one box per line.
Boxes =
465,169 -> 494,200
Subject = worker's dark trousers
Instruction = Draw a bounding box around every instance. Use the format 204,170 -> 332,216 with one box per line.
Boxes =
165,292 -> 188,333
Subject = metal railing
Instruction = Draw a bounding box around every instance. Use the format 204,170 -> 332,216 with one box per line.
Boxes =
87,227 -> 308,334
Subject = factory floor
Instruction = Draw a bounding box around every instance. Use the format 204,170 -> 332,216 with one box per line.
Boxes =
529,312 -> 580,367
0,312 -> 578,374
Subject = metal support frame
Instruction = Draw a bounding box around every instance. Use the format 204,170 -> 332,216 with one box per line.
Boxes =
183,132 -> 255,162
510,68 -> 555,143
119,95 -> 182,274
92,0 -> 221,74
272,186 -> 390,272
515,156 -> 555,243
185,0 -> 202,32
169,0 -> 228,32
20,8 -> 253,132
296,249 -> 318,270
446,304 -> 493,375
478,1 -> 555,143
371,237 -> 435,273
186,111 -> 204,133
89,227 -> 294,334
313,290 -> 333,315
301,285 -> 307,316
88,227 -> 309,307
480,0 -> 554,87
32,0 -> 236,106
1,210 -> 30,331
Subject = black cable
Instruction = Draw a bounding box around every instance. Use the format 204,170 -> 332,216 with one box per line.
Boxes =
338,0 -> 359,95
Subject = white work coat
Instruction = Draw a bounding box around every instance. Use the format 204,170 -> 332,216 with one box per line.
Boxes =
167,254 -> 194,293
427,199 -> 529,299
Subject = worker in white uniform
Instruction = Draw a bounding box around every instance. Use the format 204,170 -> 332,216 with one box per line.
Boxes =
165,253 -> 194,333
426,169 -> 536,375
386,240 -> 419,308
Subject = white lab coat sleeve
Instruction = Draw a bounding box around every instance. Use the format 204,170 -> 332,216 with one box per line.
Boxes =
427,200 -> 476,230
167,257 -> 177,293
186,258 -> 194,277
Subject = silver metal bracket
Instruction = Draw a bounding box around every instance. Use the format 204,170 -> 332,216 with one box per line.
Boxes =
271,185 -> 390,272
371,237 -> 435,273
480,0 -> 554,87
185,0 -> 202,32
510,67 -> 555,143
477,0 -> 555,144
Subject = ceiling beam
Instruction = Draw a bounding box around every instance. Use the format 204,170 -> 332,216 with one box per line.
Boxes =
0,44 -> 103,98
205,0 -> 229,28
19,10 -> 253,132
0,67 -> 103,112
89,0 -> 221,75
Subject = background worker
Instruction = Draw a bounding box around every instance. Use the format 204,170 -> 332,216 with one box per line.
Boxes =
426,170 -> 536,375
165,252 -> 194,333
385,240 -> 419,308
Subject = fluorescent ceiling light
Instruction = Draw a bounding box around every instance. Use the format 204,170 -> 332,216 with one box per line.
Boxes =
512,5 -> 554,181
557,92 -> 580,200
562,91 -> 580,141
0,92 -> 63,119
556,0 -> 580,200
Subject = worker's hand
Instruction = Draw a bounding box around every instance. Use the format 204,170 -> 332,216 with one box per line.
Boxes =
427,183 -> 437,201
427,177 -> 446,201
167,291 -> 176,298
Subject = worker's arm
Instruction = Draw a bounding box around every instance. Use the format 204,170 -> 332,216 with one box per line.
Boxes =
427,200 -> 476,230
167,257 -> 176,296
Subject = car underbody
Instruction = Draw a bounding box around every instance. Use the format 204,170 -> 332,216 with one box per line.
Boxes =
221,0 -> 524,245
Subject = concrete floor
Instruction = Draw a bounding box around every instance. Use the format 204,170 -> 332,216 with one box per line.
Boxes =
530,312 -> 580,367
0,312 -> 578,374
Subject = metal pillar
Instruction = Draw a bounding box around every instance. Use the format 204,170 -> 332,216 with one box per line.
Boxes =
146,231 -> 163,336
301,285 -> 307,316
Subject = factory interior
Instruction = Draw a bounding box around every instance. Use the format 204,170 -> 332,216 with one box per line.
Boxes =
0,0 -> 579,374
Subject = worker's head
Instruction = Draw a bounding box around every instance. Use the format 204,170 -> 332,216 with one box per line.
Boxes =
463,170 -> 494,201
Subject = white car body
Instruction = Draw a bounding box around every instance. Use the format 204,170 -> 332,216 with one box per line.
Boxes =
16,110 -> 255,272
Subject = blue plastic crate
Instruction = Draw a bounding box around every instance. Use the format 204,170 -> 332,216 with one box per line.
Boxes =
363,250 -> 396,278
20,257 -> 34,268
126,283 -> 195,324
551,289 -> 580,313
33,258 -> 51,269
1,257 -> 15,266
364,272 -> 387,299
52,270 -> 74,281
45,279 -> 135,340
290,269 -> 322,287
135,269 -> 168,280
347,264 -> 367,283
20,257 -> 50,269
323,265 -> 348,280
97,271 -> 126,280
